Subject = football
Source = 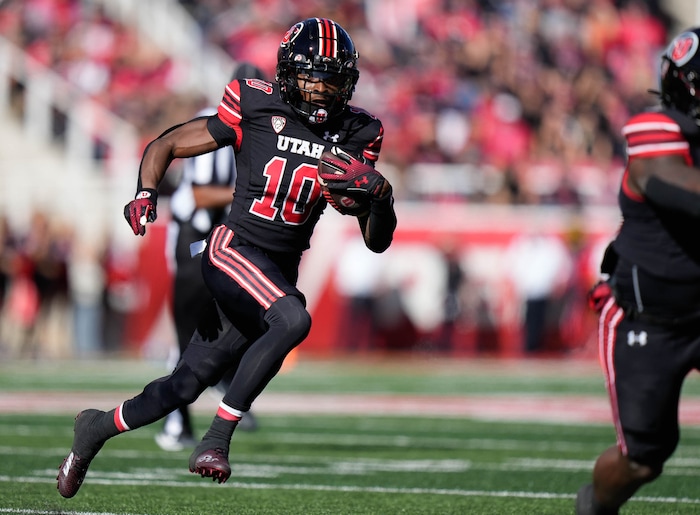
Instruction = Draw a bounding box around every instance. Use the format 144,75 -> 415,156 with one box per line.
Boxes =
319,184 -> 370,216
317,149 -> 373,216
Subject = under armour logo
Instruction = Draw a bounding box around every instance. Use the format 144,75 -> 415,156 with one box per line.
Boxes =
627,330 -> 648,346
354,176 -> 369,188
323,131 -> 340,142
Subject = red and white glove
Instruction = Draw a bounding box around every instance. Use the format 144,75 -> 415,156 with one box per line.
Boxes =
587,280 -> 613,313
318,147 -> 387,201
123,189 -> 158,236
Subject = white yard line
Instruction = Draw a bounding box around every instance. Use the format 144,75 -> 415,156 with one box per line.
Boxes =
4,390 -> 700,424
1,476 -> 700,508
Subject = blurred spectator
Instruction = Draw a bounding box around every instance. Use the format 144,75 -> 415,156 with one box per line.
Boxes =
0,210 -> 72,358
504,228 -> 573,354
100,239 -> 138,354
556,215 -> 602,353
0,215 -> 19,354
334,235 -> 385,351
0,215 -> 16,312
68,238 -> 106,357
435,240 -> 466,351
1,248 -> 39,357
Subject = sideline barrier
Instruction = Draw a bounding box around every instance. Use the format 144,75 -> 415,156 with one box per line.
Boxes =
298,203 -> 620,357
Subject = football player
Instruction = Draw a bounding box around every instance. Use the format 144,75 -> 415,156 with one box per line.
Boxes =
58,17 -> 396,498
576,27 -> 700,514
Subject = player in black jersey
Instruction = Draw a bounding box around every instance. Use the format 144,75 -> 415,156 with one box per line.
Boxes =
576,27 -> 700,514
57,18 -> 396,497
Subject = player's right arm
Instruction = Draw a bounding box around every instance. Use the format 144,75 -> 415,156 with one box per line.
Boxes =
138,118 -> 221,191
124,116 -> 235,236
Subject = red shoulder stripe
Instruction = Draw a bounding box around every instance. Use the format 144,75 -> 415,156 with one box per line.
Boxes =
217,80 -> 243,151
363,125 -> 384,163
622,112 -> 690,161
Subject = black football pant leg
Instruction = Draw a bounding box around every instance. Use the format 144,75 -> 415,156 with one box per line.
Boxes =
120,361 -> 209,430
221,295 -> 311,412
121,303 -> 249,430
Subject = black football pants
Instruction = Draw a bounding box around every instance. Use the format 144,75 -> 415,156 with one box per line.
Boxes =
120,225 -> 310,430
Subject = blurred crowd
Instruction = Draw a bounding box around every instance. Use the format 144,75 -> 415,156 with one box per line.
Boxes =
0,210 -> 139,359
0,0 -> 206,154
0,0 -> 676,205
180,0 -> 672,206
0,0 -> 682,358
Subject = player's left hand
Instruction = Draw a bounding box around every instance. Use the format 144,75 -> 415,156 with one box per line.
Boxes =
587,280 -> 613,312
124,189 -> 158,236
319,147 -> 386,201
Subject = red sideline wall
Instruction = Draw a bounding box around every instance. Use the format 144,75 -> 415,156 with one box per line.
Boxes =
298,203 -> 620,358
127,203 -> 620,358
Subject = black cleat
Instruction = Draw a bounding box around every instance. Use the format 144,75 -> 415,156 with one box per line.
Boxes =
56,410 -> 106,498
189,445 -> 231,483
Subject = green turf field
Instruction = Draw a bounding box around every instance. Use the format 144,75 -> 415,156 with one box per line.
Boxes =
2,357 -> 700,514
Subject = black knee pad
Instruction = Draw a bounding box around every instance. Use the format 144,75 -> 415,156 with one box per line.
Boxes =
183,316 -> 249,387
265,295 -> 311,344
142,361 -> 206,410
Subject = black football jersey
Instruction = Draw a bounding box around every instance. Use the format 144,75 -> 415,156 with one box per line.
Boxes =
615,107 -> 700,280
213,78 -> 383,254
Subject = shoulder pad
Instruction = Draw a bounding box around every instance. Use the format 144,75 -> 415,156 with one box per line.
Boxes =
347,105 -> 379,121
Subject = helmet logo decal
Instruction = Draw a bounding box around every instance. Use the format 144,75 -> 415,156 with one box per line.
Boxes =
281,22 -> 304,47
669,32 -> 699,67
271,116 -> 287,134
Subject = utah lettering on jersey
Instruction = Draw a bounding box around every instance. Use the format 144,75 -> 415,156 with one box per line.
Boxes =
276,135 -> 325,159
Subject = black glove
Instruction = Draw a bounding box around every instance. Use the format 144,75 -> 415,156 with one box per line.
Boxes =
124,188 -> 158,236
318,148 -> 386,201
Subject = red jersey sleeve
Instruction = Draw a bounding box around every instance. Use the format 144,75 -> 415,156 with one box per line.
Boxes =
622,112 -> 692,165
363,124 -> 383,163
217,80 -> 244,151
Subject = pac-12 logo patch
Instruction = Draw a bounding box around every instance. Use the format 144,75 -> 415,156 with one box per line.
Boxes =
669,31 -> 699,67
271,116 -> 286,134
